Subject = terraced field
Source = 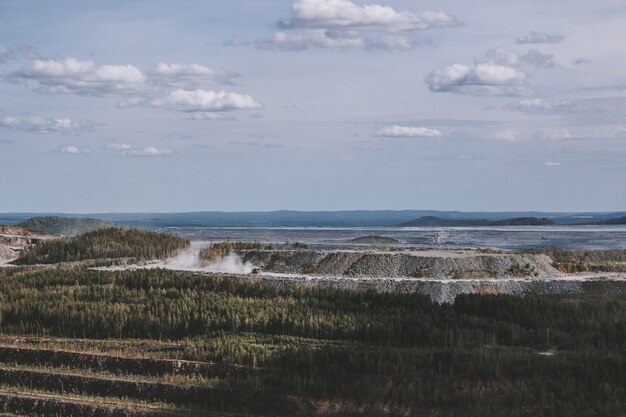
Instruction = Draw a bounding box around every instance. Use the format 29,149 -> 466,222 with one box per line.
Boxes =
0,338 -> 301,416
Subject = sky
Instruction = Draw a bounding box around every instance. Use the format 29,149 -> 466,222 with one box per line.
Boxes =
0,0 -> 625,213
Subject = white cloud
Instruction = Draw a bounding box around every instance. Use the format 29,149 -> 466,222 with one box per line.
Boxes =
544,161 -> 561,167
267,30 -> 367,50
507,98 -> 574,114
375,125 -> 442,138
103,143 -> 172,156
284,0 -> 460,32
150,89 -> 261,112
538,126 -> 626,140
491,128 -> 519,141
520,49 -> 556,69
479,48 -> 556,69
105,143 -> 132,151
538,128 -> 572,140
0,116 -> 95,134
426,63 -> 530,96
0,44 -> 13,62
261,29 -> 414,50
186,112 -> 236,121
9,57 -> 147,95
222,37 -> 252,47
516,31 -> 564,44
167,133 -> 194,140
58,145 -> 91,154
259,0 -> 458,50
120,146 -> 174,157
151,63 -> 239,87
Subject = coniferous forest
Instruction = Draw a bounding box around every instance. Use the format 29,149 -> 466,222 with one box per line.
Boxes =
0,266 -> 623,416
15,228 -> 189,265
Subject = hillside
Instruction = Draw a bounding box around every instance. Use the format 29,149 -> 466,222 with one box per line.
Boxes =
349,235 -> 400,244
0,225 -> 49,237
16,228 -> 189,265
400,216 -> 555,227
490,217 -> 554,226
595,216 -> 626,225
399,216 -> 491,227
18,216 -> 116,236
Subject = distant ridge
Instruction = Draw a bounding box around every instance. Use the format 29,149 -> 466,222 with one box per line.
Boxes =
594,216 -> 626,225
1,210 -> 625,228
18,216 -> 116,236
399,216 -> 555,227
490,217 -> 554,226
398,216 -> 491,227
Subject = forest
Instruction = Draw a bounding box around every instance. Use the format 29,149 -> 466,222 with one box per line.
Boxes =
0,266 -> 623,416
15,228 -> 189,265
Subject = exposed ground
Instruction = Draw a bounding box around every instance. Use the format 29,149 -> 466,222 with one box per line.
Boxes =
0,226 -> 53,265
237,248 -> 560,279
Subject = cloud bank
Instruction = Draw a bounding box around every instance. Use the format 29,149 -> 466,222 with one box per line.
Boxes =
516,31 -> 564,44
252,0 -> 461,50
426,63 -> 529,96
375,125 -> 442,138
149,89 -> 261,112
282,0 -> 460,32
8,57 -> 147,95
0,44 -> 14,62
58,145 -> 91,154
0,116 -> 95,134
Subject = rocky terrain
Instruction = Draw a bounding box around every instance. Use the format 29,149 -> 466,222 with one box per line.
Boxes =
0,226 -> 51,265
237,248 -> 560,279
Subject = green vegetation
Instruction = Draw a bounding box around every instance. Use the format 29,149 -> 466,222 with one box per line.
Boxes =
490,217 -> 554,226
18,216 -> 116,235
399,216 -> 555,227
595,216 -> 626,225
198,241 -> 308,260
0,267 -> 623,415
15,228 -> 189,265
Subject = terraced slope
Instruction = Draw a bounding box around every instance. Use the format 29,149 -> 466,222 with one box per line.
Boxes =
237,249 -> 560,279
0,340 -> 303,417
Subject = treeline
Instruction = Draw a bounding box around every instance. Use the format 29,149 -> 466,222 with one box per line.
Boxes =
199,241 -> 308,260
0,268 -> 624,415
15,228 -> 189,265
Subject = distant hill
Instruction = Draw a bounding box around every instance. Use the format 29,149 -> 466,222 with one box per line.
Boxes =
490,217 -> 554,226
594,216 -> 626,225
349,235 -> 400,244
18,216 -> 116,236
2,210 -> 626,228
399,216 -> 555,227
399,216 -> 492,227
16,227 -> 189,265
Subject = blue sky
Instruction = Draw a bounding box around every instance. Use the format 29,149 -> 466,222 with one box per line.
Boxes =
1,0 -> 625,212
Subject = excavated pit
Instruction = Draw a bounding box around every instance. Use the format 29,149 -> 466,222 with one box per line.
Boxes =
237,249 -> 561,279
